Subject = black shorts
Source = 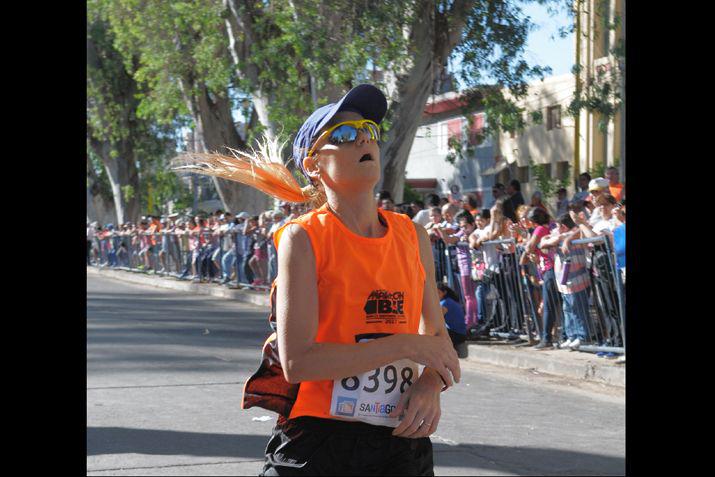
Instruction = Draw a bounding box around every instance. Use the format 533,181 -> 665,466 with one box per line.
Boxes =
260,416 -> 434,476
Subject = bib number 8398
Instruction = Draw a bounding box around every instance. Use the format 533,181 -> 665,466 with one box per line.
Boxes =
341,365 -> 413,394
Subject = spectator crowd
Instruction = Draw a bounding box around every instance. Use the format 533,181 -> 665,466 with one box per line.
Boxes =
87,201 -> 311,288
88,166 -> 625,359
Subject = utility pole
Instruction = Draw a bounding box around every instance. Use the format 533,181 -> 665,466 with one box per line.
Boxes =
574,0 -> 582,186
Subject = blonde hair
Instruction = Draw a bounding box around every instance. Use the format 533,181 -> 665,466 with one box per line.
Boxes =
174,135 -> 327,210
441,203 -> 459,218
516,204 -> 531,220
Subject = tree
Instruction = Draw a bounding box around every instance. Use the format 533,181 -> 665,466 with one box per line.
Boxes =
91,0 -> 272,214
87,17 -> 143,223
91,0 -> 558,207
87,147 -> 118,224
221,0 -> 554,202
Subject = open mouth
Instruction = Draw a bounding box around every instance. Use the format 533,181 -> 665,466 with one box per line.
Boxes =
359,153 -> 373,162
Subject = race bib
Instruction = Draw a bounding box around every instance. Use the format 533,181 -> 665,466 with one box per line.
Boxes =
329,336 -> 419,427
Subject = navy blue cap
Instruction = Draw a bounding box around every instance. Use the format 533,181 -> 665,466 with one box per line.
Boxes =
292,84 -> 387,177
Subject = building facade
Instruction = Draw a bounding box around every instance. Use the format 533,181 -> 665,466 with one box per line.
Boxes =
574,0 -> 625,180
404,92 -> 495,207
405,75 -> 579,209
404,0 -> 625,207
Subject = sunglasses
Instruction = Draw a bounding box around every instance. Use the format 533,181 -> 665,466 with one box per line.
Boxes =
307,119 -> 380,158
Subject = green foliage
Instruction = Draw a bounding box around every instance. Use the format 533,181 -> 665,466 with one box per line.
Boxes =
239,0 -> 413,136
143,168 -> 191,215
588,161 -> 606,179
122,184 -> 135,202
530,160 -> 569,201
89,0 -> 230,127
455,0 -> 556,138
89,0 -> 578,207
402,183 -> 422,204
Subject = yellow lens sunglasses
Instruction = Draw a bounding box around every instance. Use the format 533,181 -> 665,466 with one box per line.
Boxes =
307,119 -> 381,158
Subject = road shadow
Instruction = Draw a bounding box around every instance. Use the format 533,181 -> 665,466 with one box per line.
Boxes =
85,428 -> 624,475
432,442 -> 624,475
87,427 -> 267,459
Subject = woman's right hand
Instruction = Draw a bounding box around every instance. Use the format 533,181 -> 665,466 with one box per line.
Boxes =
403,334 -> 461,387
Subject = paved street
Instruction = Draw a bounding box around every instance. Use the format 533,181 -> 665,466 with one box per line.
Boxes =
87,275 -> 625,476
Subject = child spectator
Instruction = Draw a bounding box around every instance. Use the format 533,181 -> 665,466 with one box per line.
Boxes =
525,207 -> 559,349
437,211 -> 479,334
437,283 -> 466,350
539,214 -> 590,350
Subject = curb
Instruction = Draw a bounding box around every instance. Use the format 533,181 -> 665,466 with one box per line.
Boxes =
87,267 -> 271,308
465,343 -> 625,387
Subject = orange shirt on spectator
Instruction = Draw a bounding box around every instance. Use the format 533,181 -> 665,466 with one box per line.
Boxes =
147,221 -> 162,246
609,183 -> 624,202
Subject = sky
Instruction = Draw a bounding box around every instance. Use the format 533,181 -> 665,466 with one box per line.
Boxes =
453,2 -> 575,89
520,1 -> 575,78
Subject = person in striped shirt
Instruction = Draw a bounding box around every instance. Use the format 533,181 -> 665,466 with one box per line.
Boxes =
539,214 -> 590,350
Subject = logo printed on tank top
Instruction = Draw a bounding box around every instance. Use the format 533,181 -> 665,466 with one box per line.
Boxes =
363,290 -> 406,324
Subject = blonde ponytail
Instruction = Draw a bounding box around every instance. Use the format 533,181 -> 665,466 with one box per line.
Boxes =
173,134 -> 326,209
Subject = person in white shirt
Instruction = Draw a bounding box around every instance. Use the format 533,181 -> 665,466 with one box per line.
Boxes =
469,200 -> 513,337
575,193 -> 618,239
412,194 -> 441,227
218,213 -> 237,284
440,203 -> 460,231
586,178 -> 610,226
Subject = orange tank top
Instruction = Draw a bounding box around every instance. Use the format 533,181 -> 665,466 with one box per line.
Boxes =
273,203 -> 425,424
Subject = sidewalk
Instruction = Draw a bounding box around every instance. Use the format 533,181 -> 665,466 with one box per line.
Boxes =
86,266 -> 271,307
466,341 -> 625,387
86,266 -> 625,388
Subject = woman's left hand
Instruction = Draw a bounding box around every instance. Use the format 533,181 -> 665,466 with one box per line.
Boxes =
389,369 -> 442,438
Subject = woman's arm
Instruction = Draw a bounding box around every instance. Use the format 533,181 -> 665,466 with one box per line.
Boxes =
525,227 -> 543,254
468,230 -> 481,249
276,224 -> 459,386
539,231 -> 563,249
570,211 -> 597,239
436,227 -> 460,245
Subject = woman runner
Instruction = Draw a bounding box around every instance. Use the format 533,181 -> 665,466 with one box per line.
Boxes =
178,84 -> 460,476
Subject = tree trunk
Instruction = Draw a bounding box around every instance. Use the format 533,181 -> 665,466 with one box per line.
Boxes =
195,84 -> 272,214
115,140 -> 141,222
87,27 -> 143,224
88,132 -> 141,224
87,158 -> 117,224
379,0 -> 472,203
224,0 -> 277,141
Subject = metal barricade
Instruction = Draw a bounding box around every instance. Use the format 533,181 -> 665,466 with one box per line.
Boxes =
479,238 -> 538,341
569,235 -> 625,355
434,239 -> 447,284
87,225 -> 296,293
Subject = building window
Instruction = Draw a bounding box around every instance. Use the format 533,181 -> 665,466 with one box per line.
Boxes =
556,161 -> 570,182
516,165 -> 530,183
437,122 -> 449,155
468,113 -> 485,145
496,168 -> 510,186
547,106 -> 562,131
447,118 -> 463,142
